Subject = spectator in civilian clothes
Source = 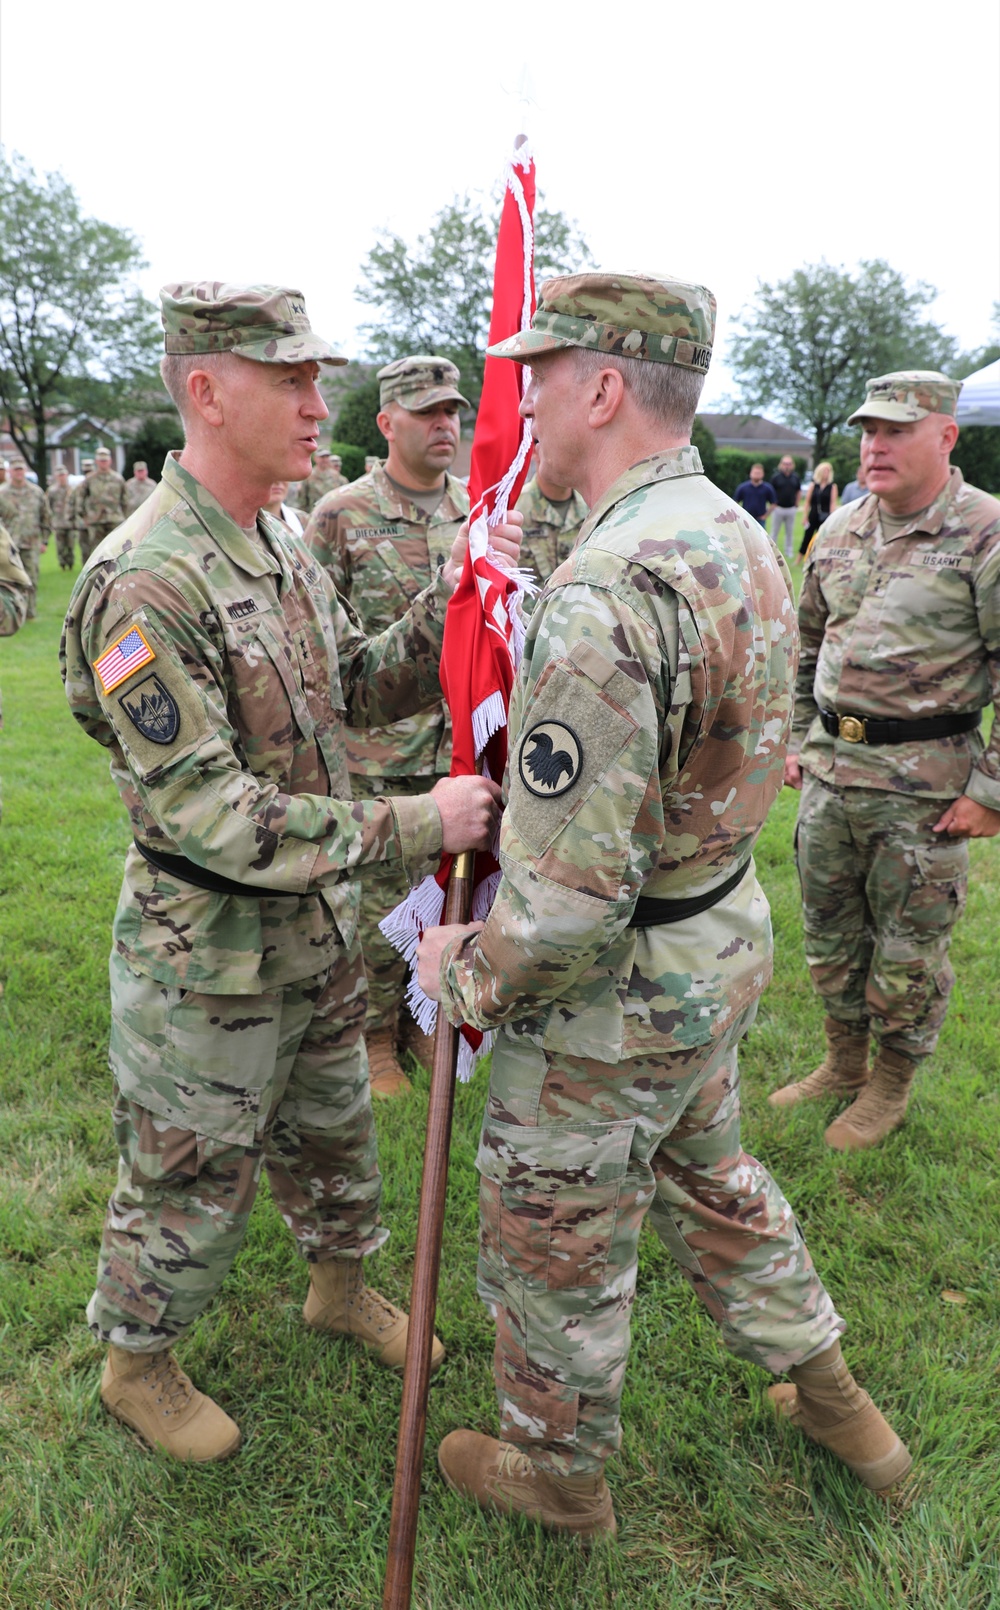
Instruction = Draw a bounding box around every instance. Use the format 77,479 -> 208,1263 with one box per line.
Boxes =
734,462 -> 776,528
799,461 -> 838,558
770,454 -> 802,558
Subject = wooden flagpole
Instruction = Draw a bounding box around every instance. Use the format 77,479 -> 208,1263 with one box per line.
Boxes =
381,848 -> 476,1610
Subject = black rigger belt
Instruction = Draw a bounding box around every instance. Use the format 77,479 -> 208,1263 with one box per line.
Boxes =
818,708 -> 981,745
134,839 -> 295,899
628,858 -> 751,929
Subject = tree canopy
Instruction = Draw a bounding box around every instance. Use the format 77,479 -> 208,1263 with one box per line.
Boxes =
729,260 -> 957,459
0,150 -> 160,485
355,193 -> 588,410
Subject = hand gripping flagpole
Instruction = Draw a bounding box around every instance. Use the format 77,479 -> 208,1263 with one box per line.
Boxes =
382,137 -> 537,1610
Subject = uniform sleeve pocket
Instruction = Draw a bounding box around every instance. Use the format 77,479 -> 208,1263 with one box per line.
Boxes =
507,658 -> 639,859
476,1116 -> 636,1291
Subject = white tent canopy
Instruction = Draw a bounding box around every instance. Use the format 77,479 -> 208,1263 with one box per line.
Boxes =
956,358 -> 1000,426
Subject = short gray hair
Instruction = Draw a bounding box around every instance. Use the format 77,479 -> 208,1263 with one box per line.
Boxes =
159,351 -> 242,424
571,347 -> 705,434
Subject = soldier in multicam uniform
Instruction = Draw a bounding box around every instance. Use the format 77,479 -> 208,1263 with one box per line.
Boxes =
48,464 -> 76,570
771,371 -> 1000,1147
69,458 -> 94,560
76,446 -> 126,561
297,447 -> 347,515
62,283 -> 512,1464
0,458 -> 51,619
514,467 -> 588,613
417,273 -> 911,1540
306,356 -> 471,1097
0,521 -> 30,822
124,460 -> 157,517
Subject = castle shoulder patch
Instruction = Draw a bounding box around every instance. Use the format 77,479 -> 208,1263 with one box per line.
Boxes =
119,674 -> 180,744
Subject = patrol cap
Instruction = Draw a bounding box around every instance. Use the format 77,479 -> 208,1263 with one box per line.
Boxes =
378,355 -> 470,411
133,460 -> 147,470
330,454 -> 342,464
82,458 -> 95,470
315,447 -> 331,460
848,370 -> 961,426
160,282 -> 346,366
95,446 -> 111,458
487,271 -> 716,372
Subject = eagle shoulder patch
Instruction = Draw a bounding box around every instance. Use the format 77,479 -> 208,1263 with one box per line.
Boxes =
518,720 -> 582,799
119,674 -> 180,744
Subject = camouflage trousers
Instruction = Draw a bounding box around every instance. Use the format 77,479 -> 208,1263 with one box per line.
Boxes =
54,527 -> 76,569
476,1007 -> 844,1475
797,772 -> 968,1058
88,944 -> 388,1352
80,522 -> 117,563
19,537 -> 41,618
350,773 -> 438,1028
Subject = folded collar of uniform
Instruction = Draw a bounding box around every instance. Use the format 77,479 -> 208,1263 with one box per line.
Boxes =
160,453 -> 282,578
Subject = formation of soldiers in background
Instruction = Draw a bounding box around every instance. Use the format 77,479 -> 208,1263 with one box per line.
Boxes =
0,416 -> 588,632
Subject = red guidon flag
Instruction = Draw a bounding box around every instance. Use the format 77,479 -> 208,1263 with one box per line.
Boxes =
379,136 -> 537,1079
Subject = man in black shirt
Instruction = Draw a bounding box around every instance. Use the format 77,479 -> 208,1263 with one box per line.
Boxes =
770,454 -> 801,558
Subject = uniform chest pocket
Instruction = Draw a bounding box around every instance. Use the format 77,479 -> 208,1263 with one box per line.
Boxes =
241,614 -> 317,741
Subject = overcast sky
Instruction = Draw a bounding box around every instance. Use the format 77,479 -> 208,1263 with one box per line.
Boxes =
2,0 -> 998,414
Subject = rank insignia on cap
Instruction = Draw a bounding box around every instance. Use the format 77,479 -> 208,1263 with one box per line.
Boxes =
119,674 -> 180,744
519,720 -> 582,798
93,626 -> 156,694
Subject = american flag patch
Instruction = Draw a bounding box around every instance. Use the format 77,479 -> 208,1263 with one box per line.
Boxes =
93,626 -> 156,694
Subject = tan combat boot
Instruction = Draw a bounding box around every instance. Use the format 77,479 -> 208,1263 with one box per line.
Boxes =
302,1258 -> 444,1372
399,1009 -> 436,1069
100,1346 -> 241,1462
768,1017 -> 870,1109
824,1045 -> 917,1150
767,1340 -> 911,1492
366,1013 -> 412,1099
438,1430 -> 617,1542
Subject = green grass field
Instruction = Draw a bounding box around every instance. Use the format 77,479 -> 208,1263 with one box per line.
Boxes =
1,543 -> 998,1610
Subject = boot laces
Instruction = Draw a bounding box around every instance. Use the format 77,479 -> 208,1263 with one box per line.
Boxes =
140,1351 -> 193,1416
350,1283 -> 402,1336
494,1442 -> 537,1484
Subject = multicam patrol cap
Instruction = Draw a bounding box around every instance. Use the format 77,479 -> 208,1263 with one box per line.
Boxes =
378,355 -> 470,411
160,282 -> 346,366
315,447 -> 331,460
848,370 -> 961,425
487,271 -> 716,372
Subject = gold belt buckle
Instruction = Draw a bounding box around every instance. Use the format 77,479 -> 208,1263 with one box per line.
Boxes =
838,714 -> 867,744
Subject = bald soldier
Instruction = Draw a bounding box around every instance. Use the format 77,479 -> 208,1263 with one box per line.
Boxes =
417,273 -> 911,1540
771,371 -> 1000,1147
514,464 -> 588,614
0,458 -> 51,618
124,461 -> 156,517
306,356 -> 471,1096
77,446 -> 126,561
62,284 -> 516,1464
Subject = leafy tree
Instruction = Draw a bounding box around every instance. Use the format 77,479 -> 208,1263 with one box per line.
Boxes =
333,376 -> 385,457
356,193 -> 588,410
122,414 -> 185,480
690,416 -> 717,477
729,260 -> 956,461
0,150 -> 160,487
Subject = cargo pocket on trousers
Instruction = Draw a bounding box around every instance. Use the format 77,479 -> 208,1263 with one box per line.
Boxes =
476,1116 -> 636,1291
897,839 -> 969,934
109,1006 -> 260,1203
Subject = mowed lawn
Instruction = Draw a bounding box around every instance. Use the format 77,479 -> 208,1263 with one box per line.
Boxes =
1,542 -> 998,1610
